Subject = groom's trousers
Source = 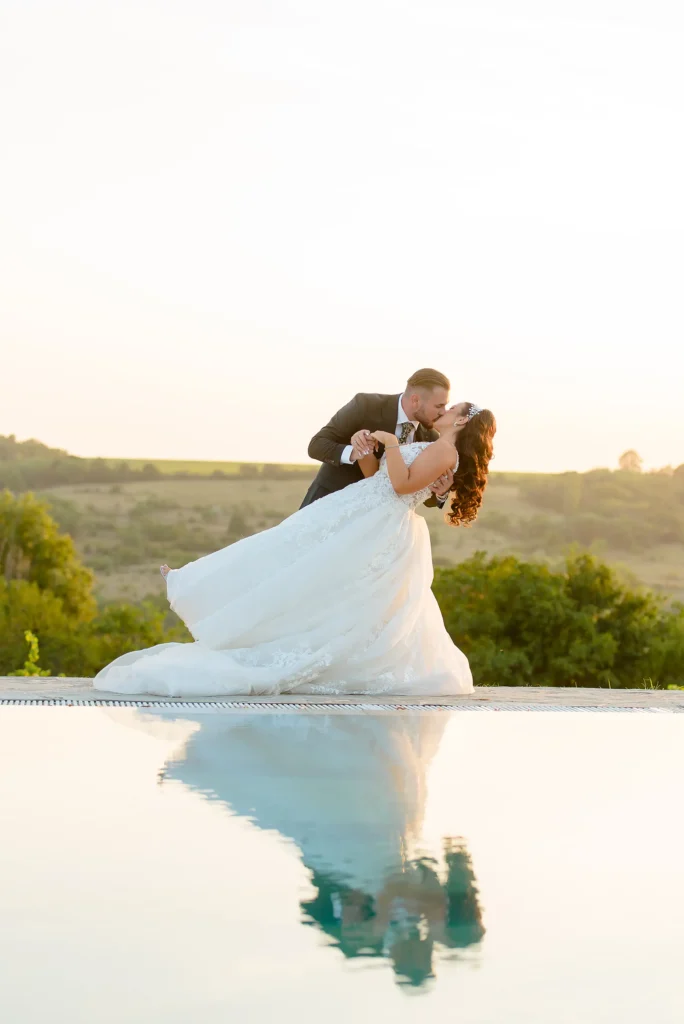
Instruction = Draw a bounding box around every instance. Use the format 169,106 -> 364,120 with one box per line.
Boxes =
299,482 -> 336,509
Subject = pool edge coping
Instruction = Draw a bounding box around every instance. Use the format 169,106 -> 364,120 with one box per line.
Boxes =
1,679 -> 683,712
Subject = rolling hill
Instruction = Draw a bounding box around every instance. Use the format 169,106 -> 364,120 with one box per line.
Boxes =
3,434 -> 684,604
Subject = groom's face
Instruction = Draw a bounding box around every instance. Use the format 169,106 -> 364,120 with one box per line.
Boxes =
412,386 -> 449,428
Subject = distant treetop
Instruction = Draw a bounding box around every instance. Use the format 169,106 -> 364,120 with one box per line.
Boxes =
0,434 -> 68,461
619,449 -> 643,473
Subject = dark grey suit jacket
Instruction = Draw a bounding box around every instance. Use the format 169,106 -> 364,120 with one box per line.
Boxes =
301,392 -> 439,508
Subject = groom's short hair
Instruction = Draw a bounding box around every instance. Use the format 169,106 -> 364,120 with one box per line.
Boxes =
406,368 -> 450,393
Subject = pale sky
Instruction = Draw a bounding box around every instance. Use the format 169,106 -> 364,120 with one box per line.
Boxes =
1,0 -> 683,472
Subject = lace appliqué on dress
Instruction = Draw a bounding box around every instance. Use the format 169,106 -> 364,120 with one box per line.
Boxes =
376,441 -> 458,511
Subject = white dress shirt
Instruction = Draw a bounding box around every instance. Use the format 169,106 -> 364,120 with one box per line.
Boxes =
340,394 -> 418,466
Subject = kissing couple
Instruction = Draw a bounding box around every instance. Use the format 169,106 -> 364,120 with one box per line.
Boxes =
94,368 -> 496,698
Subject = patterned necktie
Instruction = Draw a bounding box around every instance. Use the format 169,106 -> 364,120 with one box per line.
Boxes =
398,421 -> 414,446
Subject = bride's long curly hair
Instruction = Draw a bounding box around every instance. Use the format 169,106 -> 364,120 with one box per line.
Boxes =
446,405 -> 496,527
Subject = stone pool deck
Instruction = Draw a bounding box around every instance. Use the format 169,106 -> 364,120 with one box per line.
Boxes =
1,677 -> 683,711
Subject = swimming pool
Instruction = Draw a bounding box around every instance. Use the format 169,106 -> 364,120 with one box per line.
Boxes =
1,706 -> 683,1022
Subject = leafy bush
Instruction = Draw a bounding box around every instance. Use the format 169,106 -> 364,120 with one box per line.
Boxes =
0,491 -> 190,676
433,552 -> 684,688
8,630 -> 53,677
0,576 -> 190,677
0,490 -> 96,620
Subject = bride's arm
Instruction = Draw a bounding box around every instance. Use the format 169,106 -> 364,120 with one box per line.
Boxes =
350,429 -> 380,477
370,432 -> 455,494
357,453 -> 380,477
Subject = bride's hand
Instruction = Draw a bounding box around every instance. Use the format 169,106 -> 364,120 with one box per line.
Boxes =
369,430 -> 397,447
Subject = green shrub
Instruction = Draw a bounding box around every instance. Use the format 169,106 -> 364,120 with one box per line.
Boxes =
0,490 -> 96,620
433,552 -> 684,688
0,492 -> 190,677
7,630 -> 52,677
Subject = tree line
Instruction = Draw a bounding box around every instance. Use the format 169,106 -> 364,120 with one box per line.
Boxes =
7,434 -> 684,559
486,465 -> 684,553
0,434 -> 314,491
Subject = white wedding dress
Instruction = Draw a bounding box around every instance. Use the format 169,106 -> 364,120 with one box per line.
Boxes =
93,442 -> 473,697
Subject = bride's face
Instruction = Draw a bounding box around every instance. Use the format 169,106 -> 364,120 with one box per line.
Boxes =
433,402 -> 469,433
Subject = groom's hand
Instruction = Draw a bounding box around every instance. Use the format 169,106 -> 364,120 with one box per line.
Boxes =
350,429 -> 376,462
430,469 -> 454,499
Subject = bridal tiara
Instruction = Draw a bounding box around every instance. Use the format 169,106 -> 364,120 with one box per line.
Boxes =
467,404 -> 482,420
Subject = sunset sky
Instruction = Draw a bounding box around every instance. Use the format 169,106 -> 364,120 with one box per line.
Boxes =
2,0 -> 683,472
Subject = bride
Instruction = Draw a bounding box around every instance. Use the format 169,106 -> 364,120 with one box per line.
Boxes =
94,402 -> 496,697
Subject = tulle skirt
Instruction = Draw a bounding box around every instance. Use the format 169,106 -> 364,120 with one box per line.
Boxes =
93,476 -> 473,697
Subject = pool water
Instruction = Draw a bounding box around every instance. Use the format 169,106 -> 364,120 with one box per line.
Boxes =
1,707 -> 683,1023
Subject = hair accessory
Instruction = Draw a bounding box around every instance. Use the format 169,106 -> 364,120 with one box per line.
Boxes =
467,404 -> 482,421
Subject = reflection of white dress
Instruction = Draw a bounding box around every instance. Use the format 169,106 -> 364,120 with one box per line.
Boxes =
116,709 -> 447,896
94,443 -> 473,697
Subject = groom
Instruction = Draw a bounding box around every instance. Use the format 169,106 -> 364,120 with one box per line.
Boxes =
300,368 -> 454,509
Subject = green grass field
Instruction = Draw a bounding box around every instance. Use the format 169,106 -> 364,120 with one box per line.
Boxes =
8,434 -> 684,610
103,458 -> 314,476
39,471 -> 684,606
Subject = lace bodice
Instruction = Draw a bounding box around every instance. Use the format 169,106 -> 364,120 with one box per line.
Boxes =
374,441 -> 458,511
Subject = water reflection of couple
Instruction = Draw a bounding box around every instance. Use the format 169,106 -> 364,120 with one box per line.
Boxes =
136,709 -> 485,987
303,840 -> 484,987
